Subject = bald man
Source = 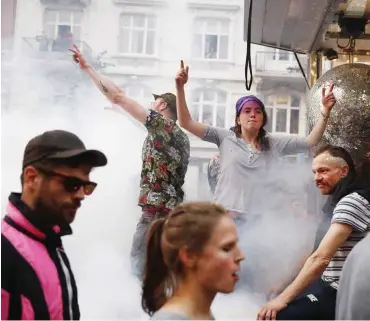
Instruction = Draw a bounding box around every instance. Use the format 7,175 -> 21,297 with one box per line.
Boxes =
257,145 -> 370,320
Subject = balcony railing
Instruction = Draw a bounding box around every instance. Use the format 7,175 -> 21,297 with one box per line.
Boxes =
187,0 -> 241,11
40,0 -> 91,7
255,51 -> 308,75
113,0 -> 166,6
22,36 -> 93,63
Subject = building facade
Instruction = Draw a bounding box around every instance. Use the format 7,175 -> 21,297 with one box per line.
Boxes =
3,0 -> 309,200
1,0 -> 18,110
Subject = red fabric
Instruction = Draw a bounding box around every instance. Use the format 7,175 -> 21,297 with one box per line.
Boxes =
2,213 -> 64,320
1,289 -> 10,320
21,295 -> 34,320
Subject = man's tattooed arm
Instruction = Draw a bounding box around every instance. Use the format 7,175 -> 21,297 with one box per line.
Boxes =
85,66 -> 148,123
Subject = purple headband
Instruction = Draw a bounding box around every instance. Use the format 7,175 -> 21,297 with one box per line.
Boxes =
235,95 -> 265,115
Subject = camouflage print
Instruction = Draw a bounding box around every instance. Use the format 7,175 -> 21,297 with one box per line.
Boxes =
138,109 -> 190,213
131,110 -> 190,278
208,153 -> 221,194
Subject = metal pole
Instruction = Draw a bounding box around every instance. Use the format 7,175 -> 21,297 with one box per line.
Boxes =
308,51 -> 323,87
306,51 -> 325,224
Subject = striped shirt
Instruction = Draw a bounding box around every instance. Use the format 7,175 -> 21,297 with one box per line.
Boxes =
322,192 -> 370,289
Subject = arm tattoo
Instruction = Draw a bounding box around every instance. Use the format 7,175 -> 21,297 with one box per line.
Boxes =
100,81 -> 109,93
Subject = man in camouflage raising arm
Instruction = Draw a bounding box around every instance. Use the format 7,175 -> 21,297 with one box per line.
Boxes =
70,45 -> 190,278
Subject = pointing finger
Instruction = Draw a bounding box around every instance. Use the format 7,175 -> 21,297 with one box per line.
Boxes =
329,83 -> 335,92
322,87 -> 326,97
180,60 -> 184,69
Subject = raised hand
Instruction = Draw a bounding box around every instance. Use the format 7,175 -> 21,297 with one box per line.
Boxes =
175,60 -> 189,89
321,83 -> 336,115
69,44 -> 90,70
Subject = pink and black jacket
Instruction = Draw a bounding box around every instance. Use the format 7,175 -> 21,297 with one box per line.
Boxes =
1,193 -> 80,320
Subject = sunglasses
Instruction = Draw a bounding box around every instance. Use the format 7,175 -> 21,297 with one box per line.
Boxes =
36,168 -> 97,196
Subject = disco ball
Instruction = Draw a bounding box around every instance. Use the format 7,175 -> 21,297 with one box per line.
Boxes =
306,63 -> 370,161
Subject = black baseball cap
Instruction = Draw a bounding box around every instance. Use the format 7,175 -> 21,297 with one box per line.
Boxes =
22,130 -> 108,169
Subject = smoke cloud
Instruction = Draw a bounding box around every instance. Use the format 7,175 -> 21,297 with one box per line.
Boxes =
2,52 -> 324,319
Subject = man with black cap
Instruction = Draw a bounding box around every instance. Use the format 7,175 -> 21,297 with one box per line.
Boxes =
70,45 -> 190,278
1,130 -> 107,320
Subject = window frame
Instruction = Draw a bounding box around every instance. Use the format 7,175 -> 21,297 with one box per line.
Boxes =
43,9 -> 83,40
191,88 -> 228,128
118,13 -> 157,56
273,49 -> 293,62
264,94 -> 301,135
192,17 -> 231,61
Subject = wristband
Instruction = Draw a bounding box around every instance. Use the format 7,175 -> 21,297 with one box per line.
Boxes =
321,111 -> 329,120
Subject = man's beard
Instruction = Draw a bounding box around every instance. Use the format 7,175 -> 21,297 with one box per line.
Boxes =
33,195 -> 63,227
317,182 -> 335,195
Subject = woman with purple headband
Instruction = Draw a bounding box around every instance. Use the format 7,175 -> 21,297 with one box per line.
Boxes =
174,61 -> 336,294
175,61 -> 336,219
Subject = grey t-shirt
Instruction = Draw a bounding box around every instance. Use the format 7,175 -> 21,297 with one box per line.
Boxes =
336,233 -> 370,320
202,126 -> 310,215
150,310 -> 191,320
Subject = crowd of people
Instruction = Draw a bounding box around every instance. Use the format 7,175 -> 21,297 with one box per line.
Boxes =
1,45 -> 369,320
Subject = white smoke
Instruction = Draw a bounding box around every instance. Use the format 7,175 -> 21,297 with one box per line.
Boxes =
1,54 -> 148,318
1,51 -> 324,321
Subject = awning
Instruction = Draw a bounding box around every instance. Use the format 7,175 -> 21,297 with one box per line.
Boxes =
243,0 -> 370,54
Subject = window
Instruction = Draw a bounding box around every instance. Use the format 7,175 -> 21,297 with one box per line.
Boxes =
44,9 -> 82,40
119,14 -> 156,55
192,18 -> 230,60
264,94 -> 301,134
124,83 -> 152,107
191,89 -> 227,127
273,49 -> 291,61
